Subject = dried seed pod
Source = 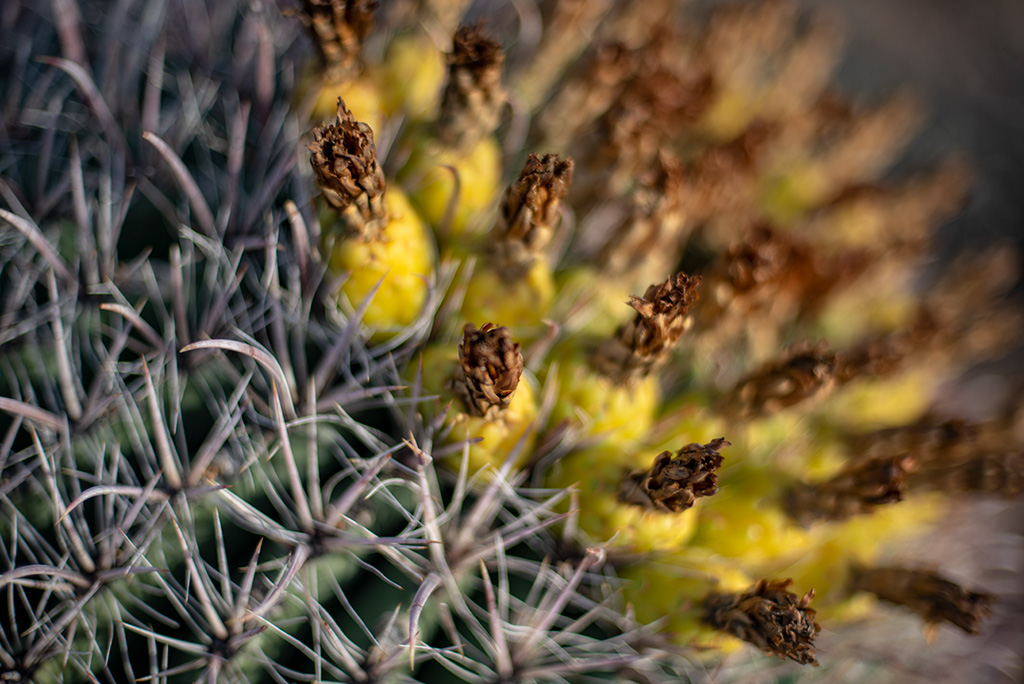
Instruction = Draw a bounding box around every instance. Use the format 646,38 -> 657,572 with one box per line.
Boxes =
435,24 -> 506,152
702,578 -> 821,665
852,566 -> 995,634
590,272 -> 701,384
785,454 -> 915,526
723,341 -> 837,418
298,0 -> 378,82
451,323 -> 524,419
491,154 -> 574,279
309,99 -> 388,240
618,438 -> 729,512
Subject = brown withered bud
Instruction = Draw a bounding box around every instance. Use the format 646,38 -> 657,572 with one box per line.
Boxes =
851,566 -> 995,635
698,224 -> 793,325
533,42 -> 634,148
570,95 -> 661,207
845,416 -> 979,465
591,272 -> 702,384
451,323 -> 524,419
833,310 -> 939,384
687,122 -> 774,223
309,99 -> 388,241
298,0 -> 377,82
435,24 -> 506,152
490,154 -> 574,280
513,0 -> 614,110
909,451 -> 1024,498
596,152 -> 689,282
618,438 -> 729,512
724,342 -> 837,418
785,454 -> 915,526
702,578 -> 821,666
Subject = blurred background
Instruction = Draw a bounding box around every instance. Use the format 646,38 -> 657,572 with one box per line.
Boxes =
812,2 -> 1024,681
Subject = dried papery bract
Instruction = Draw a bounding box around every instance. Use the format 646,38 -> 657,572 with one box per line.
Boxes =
618,438 -> 729,512
722,341 -> 837,418
702,578 -> 821,665
435,23 -> 506,152
591,272 -> 701,384
451,323 -> 524,419
851,566 -> 994,635
298,0 -> 378,82
785,454 -> 915,526
491,154 -> 574,280
309,99 -> 388,240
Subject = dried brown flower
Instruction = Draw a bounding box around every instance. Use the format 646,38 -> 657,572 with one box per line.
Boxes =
451,323 -> 524,419
308,99 -> 388,240
595,152 -> 689,283
533,41 -> 634,149
591,272 -> 702,384
723,341 -> 837,418
435,24 -> 506,152
833,310 -> 939,384
490,154 -> 574,279
298,0 -> 378,82
852,566 -> 995,635
618,438 -> 729,512
845,417 -> 979,464
702,578 -> 821,665
785,454 -> 915,526
909,451 -> 1024,498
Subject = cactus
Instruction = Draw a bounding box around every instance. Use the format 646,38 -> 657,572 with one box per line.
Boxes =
2,1 -> 1022,683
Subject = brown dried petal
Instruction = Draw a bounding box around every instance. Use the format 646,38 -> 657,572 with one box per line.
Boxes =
785,454 -> 914,526
703,578 -> 821,666
435,24 -> 506,151
491,154 -> 574,279
724,342 -> 836,418
591,272 -> 702,383
452,323 -> 524,419
308,100 -> 388,240
853,566 -> 995,634
618,438 -> 729,512
299,0 -> 377,82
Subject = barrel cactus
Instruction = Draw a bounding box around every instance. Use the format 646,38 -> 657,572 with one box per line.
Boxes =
1,1 -> 1021,683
